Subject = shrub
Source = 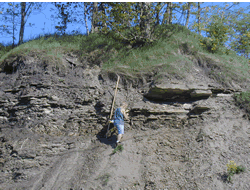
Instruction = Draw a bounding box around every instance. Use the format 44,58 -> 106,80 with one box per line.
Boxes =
112,144 -> 124,154
200,21 -> 229,54
226,160 -> 246,183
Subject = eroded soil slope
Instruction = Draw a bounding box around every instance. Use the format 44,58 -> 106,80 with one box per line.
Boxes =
0,55 -> 250,190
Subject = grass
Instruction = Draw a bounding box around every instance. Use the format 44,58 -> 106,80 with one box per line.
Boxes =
234,91 -> 250,119
101,174 -> 111,186
0,24 -> 249,87
0,43 -> 13,59
95,173 -> 111,186
0,32 -> 86,72
112,144 -> 124,155
226,160 -> 246,183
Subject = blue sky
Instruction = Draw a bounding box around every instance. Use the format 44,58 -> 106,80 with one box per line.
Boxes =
0,2 -> 249,46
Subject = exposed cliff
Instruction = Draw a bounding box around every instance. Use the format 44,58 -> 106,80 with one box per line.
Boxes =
0,41 -> 250,189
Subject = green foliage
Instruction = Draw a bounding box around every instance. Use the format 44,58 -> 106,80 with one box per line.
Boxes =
226,161 -> 246,183
153,23 -> 193,41
53,3 -> 72,35
199,20 -> 229,53
230,17 -> 250,59
112,145 -> 123,154
234,91 -> 250,119
0,32 -> 85,71
236,165 -> 246,174
1,20 -> 249,89
0,43 -> 13,59
96,2 -> 166,46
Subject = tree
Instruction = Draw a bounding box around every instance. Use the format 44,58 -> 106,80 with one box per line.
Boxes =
1,2 -> 21,47
140,2 -> 152,39
0,2 -> 41,46
169,3 -> 174,24
95,2 -> 186,45
54,2 -> 71,35
96,2 -> 156,45
164,2 -> 172,25
185,3 -> 191,28
91,2 -> 98,33
18,2 -> 26,45
229,7 -> 250,58
155,2 -> 162,26
0,3 -> 6,34
84,2 -> 89,35
197,2 -> 201,35
18,2 -> 40,45
60,2 -> 91,35
197,4 -> 242,53
99,2 -> 107,28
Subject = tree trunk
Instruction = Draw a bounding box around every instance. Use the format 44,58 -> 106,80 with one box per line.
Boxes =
138,2 -> 143,29
144,2 -> 151,40
84,2 -> 89,35
99,2 -> 106,28
165,2 -> 171,25
140,2 -> 151,40
198,2 -> 201,35
12,3 -> 15,48
185,3 -> 191,28
91,2 -> 98,33
156,2 -> 161,26
125,7 -> 131,28
18,2 -> 26,45
169,2 -> 173,24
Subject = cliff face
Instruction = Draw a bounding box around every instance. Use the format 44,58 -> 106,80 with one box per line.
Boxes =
0,55 -> 250,189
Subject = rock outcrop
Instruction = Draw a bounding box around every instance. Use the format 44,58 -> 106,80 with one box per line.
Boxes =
0,56 -> 249,189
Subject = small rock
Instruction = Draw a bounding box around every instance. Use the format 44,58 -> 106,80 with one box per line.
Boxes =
190,89 -> 212,98
51,95 -> 60,101
43,108 -> 52,114
183,103 -> 192,110
0,116 -> 8,122
216,93 -> 232,97
190,105 -> 210,114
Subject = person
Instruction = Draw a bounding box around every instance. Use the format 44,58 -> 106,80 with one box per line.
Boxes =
110,102 -> 129,146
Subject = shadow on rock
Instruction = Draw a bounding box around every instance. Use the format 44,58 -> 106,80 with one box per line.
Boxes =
96,128 -> 117,149
217,173 -> 228,183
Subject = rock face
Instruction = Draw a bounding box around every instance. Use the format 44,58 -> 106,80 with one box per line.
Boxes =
0,56 -> 250,189
145,83 -> 228,101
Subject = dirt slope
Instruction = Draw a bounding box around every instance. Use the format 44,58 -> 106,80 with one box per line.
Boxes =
77,94 -> 250,190
0,53 -> 250,190
2,94 -> 249,190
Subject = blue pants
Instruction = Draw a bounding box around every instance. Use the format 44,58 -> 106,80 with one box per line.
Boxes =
111,120 -> 124,134
116,124 -> 124,134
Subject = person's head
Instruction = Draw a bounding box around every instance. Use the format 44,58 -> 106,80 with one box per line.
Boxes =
121,102 -> 128,109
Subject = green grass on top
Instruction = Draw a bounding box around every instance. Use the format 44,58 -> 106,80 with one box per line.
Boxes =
0,24 -> 249,87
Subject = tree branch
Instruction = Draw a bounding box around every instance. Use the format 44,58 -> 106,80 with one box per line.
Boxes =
25,3 -> 32,15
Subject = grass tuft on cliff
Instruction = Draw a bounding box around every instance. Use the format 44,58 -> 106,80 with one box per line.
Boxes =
234,91 -> 250,119
0,24 -> 250,86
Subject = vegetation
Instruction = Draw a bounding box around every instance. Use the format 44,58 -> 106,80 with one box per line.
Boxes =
234,91 -> 250,119
226,160 -> 246,183
96,173 -> 111,186
0,23 -> 250,87
0,3 -> 249,88
0,43 -> 13,58
1,2 -> 250,58
112,145 -> 123,155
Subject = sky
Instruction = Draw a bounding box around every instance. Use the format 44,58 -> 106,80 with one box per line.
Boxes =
0,1 -> 249,46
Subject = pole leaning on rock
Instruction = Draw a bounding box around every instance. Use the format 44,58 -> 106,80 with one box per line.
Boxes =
106,75 -> 120,138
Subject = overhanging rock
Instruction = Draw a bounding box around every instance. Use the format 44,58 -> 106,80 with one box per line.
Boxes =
145,83 -> 212,101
